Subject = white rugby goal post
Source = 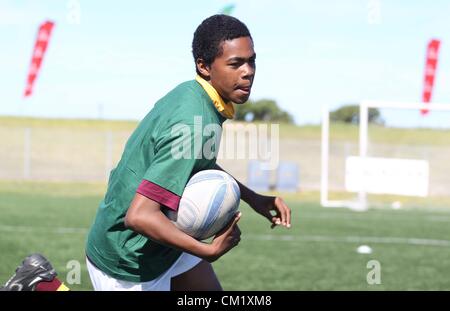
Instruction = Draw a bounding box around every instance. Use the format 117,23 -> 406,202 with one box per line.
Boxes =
321,100 -> 450,211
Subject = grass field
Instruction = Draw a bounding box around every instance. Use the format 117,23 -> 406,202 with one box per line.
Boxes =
2,115 -> 450,145
1,181 -> 450,291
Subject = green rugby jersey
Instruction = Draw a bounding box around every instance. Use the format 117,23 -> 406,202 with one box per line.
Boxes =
86,80 -> 226,282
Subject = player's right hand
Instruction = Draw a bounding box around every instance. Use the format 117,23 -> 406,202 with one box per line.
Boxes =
205,212 -> 241,262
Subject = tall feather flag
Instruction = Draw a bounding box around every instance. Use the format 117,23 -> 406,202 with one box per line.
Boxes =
24,20 -> 55,98
421,39 -> 440,115
220,4 -> 236,15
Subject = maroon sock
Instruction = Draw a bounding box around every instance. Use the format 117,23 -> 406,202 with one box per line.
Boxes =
35,278 -> 66,291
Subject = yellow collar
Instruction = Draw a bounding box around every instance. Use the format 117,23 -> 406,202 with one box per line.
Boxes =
195,75 -> 235,119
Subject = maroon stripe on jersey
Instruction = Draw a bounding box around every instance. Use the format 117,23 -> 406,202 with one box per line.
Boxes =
137,180 -> 181,211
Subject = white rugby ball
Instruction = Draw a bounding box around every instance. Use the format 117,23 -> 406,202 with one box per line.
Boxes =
167,169 -> 241,240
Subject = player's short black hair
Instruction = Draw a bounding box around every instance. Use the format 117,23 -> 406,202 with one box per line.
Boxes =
192,14 -> 252,74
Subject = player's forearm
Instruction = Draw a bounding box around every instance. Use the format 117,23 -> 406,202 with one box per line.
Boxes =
214,164 -> 258,204
133,211 -> 212,259
125,194 -> 215,260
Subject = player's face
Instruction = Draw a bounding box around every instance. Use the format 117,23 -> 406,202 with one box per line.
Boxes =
201,36 -> 256,104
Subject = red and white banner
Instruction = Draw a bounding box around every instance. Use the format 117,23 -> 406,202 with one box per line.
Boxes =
421,39 -> 440,115
23,20 -> 55,98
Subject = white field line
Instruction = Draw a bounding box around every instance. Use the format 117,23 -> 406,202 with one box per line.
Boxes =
0,225 -> 87,234
426,216 -> 450,222
298,212 -> 450,223
1,224 -> 450,247
244,234 -> 450,247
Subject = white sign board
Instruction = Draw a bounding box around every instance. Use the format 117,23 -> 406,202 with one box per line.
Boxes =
345,156 -> 429,197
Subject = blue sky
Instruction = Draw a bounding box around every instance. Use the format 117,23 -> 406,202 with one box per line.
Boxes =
1,0 -> 450,127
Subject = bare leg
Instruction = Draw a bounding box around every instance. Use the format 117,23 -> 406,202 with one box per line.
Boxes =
171,260 -> 222,291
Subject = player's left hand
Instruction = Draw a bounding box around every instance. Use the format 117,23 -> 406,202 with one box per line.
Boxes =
250,194 -> 291,229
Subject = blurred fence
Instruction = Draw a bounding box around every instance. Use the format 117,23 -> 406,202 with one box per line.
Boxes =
0,126 -> 130,182
1,125 -> 450,196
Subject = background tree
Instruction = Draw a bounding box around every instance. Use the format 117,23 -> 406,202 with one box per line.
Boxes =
330,104 -> 384,125
235,99 -> 294,123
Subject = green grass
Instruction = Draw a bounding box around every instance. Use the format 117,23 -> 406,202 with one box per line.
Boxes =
1,181 -> 450,290
2,116 -> 450,146
0,116 -> 138,131
277,122 -> 450,145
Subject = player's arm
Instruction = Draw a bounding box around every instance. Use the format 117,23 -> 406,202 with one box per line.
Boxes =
214,164 -> 291,229
124,193 -> 241,262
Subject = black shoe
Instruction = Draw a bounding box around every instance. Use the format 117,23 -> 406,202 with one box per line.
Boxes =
1,254 -> 57,291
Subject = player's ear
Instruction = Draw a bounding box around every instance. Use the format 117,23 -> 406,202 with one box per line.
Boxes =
196,58 -> 211,80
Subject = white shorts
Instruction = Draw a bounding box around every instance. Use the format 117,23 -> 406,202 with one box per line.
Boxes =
86,253 -> 202,291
